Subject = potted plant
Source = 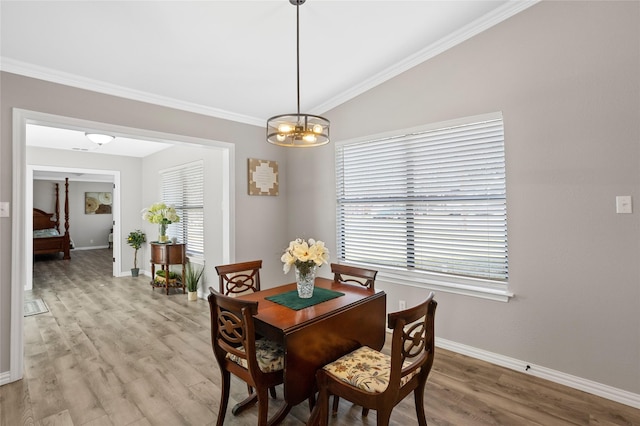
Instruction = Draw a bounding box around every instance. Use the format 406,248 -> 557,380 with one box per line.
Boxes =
185,262 -> 204,301
127,229 -> 146,277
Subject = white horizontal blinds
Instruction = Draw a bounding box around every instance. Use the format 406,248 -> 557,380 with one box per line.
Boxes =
336,116 -> 508,282
161,161 -> 204,256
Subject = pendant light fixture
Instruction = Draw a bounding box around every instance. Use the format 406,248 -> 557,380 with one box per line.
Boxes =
266,0 -> 330,147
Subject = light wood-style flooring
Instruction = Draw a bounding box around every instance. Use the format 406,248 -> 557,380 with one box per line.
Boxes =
1,249 -> 639,425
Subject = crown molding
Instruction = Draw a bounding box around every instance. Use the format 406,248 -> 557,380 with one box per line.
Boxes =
312,0 -> 540,115
0,58 -> 264,127
0,1 -> 538,124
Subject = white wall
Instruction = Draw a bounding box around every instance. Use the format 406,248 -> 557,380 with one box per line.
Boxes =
287,1 -> 640,397
28,147 -> 142,266
139,144 -> 225,294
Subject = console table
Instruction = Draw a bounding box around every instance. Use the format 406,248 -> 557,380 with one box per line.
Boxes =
149,242 -> 186,295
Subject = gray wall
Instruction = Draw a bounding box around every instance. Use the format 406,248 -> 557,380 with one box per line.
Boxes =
0,73 -> 289,375
1,0 -> 638,401
287,1 -> 640,395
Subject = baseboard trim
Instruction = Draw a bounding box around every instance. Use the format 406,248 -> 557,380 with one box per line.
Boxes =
0,370 -> 11,386
73,245 -> 110,251
436,338 -> 640,409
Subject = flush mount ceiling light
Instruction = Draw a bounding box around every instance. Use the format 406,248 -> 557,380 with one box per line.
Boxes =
266,0 -> 329,147
85,132 -> 115,146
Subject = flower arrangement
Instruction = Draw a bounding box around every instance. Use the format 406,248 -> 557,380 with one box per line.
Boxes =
281,238 -> 330,276
126,229 -> 146,269
142,202 -> 180,242
142,202 -> 180,225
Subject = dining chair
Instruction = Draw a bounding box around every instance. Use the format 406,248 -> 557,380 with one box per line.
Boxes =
308,292 -> 437,426
208,288 -> 291,426
331,263 -> 377,290
330,262 -> 378,414
216,260 -> 262,295
215,260 -> 277,399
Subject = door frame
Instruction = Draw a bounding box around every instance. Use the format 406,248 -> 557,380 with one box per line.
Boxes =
26,165 -> 121,290
9,108 -> 235,383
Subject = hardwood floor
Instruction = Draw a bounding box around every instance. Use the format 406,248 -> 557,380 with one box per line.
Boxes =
1,249 -> 639,425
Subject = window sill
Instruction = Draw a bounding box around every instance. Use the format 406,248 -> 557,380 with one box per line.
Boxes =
377,268 -> 513,302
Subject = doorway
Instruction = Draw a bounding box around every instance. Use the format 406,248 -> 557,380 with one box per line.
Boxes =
10,108 -> 234,383
27,165 -> 121,291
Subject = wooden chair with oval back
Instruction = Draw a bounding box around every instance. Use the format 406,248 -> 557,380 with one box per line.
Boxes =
215,260 -> 277,400
331,263 -> 377,289
208,289 -> 291,426
216,260 -> 263,295
308,292 -> 437,426
329,262 -> 378,415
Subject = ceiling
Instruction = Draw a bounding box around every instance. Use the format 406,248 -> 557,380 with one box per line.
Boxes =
2,0 -> 536,158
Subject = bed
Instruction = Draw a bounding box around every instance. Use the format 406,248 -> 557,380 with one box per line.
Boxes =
33,178 -> 71,259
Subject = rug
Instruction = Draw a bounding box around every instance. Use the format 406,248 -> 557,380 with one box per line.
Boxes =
24,298 -> 49,316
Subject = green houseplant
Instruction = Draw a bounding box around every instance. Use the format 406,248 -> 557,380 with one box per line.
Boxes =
185,262 -> 204,301
127,229 -> 146,277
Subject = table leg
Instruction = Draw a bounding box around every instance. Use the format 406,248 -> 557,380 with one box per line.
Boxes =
150,262 -> 156,289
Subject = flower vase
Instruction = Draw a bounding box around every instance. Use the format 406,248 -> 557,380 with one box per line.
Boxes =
158,223 -> 168,243
295,264 -> 317,298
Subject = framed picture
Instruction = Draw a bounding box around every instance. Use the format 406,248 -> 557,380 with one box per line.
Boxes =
248,158 -> 279,196
85,192 -> 113,214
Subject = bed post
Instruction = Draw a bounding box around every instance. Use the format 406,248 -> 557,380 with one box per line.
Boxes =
54,183 -> 60,233
63,178 -> 71,259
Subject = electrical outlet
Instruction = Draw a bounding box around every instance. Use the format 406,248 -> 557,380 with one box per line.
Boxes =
399,300 -> 406,310
0,202 -> 9,217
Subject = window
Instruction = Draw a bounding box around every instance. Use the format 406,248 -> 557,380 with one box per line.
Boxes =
336,112 -> 510,301
161,161 -> 204,257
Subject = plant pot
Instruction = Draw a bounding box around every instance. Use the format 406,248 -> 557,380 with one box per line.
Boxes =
188,291 -> 198,301
131,268 -> 140,277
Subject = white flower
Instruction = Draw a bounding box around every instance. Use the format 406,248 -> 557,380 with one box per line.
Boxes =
281,237 -> 330,274
141,202 -> 180,225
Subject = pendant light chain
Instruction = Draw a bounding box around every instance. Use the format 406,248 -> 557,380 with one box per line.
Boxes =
296,1 -> 301,116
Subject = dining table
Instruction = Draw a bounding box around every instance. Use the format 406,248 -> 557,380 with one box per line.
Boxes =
237,276 -> 387,417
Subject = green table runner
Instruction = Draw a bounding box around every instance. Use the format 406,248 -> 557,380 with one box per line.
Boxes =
266,287 -> 345,310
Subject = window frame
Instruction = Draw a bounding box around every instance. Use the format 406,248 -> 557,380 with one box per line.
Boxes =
335,112 -> 512,302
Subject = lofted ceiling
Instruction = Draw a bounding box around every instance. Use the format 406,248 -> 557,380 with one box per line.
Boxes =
2,0 -> 536,158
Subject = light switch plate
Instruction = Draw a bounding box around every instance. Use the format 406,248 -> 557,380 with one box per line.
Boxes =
616,196 -> 632,214
0,202 -> 9,217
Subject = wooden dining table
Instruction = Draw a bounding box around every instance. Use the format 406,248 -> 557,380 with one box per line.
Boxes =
237,277 -> 387,411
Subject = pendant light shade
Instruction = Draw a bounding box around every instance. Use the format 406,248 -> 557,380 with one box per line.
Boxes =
85,133 -> 114,145
266,0 -> 330,147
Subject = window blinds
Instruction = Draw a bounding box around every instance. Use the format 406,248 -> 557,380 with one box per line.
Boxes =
161,161 -> 204,256
336,114 -> 508,283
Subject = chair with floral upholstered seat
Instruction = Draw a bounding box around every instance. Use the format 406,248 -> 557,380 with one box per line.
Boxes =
208,288 -> 291,426
330,262 -> 378,415
308,292 -> 437,426
215,260 -> 277,400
